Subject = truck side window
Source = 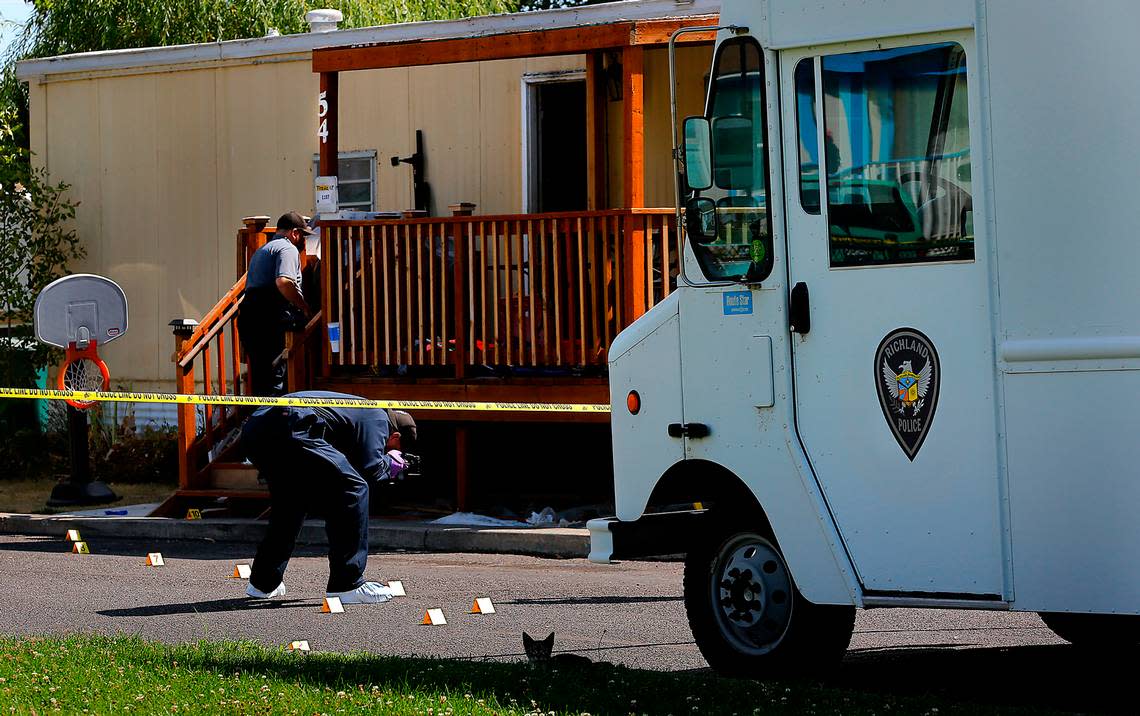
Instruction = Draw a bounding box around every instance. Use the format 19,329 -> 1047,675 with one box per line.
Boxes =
821,42 -> 973,268
795,58 -> 821,215
689,37 -> 773,283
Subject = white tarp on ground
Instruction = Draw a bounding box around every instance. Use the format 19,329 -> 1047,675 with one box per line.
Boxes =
430,512 -> 529,528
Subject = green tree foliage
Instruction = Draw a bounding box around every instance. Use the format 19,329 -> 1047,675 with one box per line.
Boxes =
0,105 -> 81,403
516,0 -> 605,11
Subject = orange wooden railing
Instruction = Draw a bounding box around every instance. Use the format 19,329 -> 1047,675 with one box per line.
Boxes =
171,277 -> 250,491
320,209 -> 678,373
170,217 -> 320,492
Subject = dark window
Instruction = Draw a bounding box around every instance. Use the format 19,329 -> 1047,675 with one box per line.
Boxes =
795,58 -> 821,214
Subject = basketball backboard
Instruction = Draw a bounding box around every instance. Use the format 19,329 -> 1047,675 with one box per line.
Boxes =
34,274 -> 128,349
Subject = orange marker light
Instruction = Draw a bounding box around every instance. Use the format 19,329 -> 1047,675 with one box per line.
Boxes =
627,390 -> 641,415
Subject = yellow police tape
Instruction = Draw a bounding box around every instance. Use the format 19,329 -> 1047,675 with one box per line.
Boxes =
0,387 -> 611,414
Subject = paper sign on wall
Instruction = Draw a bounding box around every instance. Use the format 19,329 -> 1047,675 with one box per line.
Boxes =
315,176 -> 339,213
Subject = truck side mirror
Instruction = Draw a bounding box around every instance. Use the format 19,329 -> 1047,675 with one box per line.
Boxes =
684,197 -> 717,244
682,116 -> 712,191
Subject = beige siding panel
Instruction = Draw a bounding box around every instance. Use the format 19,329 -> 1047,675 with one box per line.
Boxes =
28,82 -> 48,169
674,45 -> 712,140
213,60 -> 316,292
606,91 -> 623,207
43,80 -> 103,273
644,45 -> 712,206
274,61 -> 320,217
340,67 -> 412,211
98,74 -> 160,383
155,69 -> 218,367
408,63 -> 481,215
214,63 -> 280,292
478,59 -> 524,215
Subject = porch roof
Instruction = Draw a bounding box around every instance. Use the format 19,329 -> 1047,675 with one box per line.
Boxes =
16,0 -> 719,82
312,16 -> 719,73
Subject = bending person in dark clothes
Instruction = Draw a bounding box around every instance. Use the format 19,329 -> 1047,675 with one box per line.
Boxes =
241,390 -> 418,604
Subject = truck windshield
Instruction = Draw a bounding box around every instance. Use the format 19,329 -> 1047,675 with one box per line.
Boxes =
687,37 -> 772,283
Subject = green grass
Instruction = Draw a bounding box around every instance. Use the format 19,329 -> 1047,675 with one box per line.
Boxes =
0,634 -> 1033,715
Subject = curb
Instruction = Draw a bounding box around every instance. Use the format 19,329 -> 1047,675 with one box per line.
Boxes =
0,513 -> 590,559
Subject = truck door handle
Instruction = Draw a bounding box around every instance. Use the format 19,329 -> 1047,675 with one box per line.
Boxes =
789,282 -> 810,334
668,422 -> 711,439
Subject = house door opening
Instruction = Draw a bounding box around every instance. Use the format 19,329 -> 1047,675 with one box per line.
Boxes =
526,74 -> 587,212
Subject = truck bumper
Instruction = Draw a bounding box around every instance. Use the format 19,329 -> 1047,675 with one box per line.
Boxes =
587,509 -> 708,564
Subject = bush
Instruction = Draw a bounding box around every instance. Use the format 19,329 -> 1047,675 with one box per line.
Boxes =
0,401 -> 176,484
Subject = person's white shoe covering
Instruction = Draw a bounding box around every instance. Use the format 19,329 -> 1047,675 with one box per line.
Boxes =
246,582 -> 287,599
327,581 -> 394,604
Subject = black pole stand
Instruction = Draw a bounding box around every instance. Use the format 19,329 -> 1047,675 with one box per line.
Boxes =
46,405 -> 118,507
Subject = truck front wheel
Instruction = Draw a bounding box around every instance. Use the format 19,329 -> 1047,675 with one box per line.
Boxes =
1039,612 -> 1140,650
683,522 -> 854,676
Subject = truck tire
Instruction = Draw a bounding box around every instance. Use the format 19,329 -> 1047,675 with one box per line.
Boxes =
683,519 -> 854,677
1039,612 -> 1140,650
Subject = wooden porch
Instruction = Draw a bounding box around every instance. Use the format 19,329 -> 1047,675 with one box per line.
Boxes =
162,208 -> 679,515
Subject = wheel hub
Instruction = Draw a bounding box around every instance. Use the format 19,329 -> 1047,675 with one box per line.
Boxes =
711,536 -> 793,655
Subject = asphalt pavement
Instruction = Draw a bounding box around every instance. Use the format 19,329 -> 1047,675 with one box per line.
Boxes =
0,534 -> 1130,713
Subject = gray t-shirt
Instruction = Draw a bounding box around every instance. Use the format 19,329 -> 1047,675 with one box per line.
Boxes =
247,237 -> 302,295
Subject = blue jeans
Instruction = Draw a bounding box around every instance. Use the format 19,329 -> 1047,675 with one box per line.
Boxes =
247,437 -> 370,594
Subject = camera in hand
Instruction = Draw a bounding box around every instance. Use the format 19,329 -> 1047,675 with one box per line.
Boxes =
400,452 -> 422,480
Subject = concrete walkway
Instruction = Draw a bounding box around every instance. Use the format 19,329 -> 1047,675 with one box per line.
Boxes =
0,511 -> 590,559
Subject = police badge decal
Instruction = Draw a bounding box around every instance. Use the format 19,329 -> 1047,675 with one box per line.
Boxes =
874,328 -> 940,461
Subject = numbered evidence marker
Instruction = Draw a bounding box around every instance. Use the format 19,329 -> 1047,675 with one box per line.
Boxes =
65,529 -> 82,542
469,597 -> 496,615
286,640 -> 310,653
185,509 -> 202,520
420,608 -> 447,626
387,580 -> 406,597
145,552 -> 165,566
320,596 -> 344,614
232,564 -> 252,579
71,541 -> 90,554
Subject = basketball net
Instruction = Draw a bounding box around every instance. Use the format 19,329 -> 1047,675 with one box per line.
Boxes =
58,340 -> 110,410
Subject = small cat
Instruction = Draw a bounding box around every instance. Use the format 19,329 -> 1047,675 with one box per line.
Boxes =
523,631 -> 593,668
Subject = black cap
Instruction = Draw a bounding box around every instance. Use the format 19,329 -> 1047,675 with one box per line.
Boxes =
277,211 -> 315,235
388,409 -> 417,448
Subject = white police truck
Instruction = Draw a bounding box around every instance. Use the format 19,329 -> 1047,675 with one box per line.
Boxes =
587,0 -> 1140,675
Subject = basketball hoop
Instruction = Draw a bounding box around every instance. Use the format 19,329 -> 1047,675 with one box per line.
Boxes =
58,340 -> 111,409
32,273 -> 128,507
34,274 -> 127,410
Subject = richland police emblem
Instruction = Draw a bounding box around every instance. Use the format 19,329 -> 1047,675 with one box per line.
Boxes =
874,328 -> 940,461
